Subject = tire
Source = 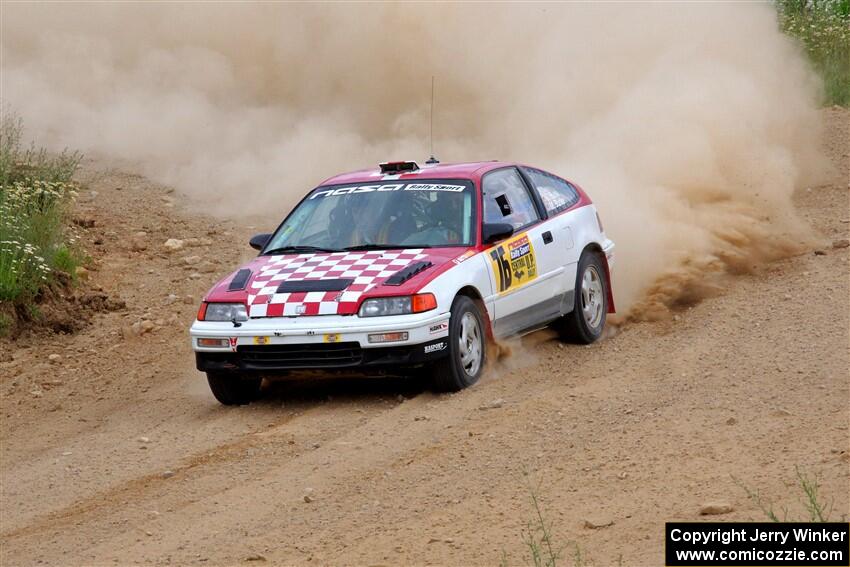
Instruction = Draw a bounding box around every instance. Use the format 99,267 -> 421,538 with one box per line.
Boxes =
206,372 -> 262,406
556,250 -> 608,344
431,296 -> 487,392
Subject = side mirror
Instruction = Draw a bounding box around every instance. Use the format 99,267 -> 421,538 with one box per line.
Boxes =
249,233 -> 271,251
481,223 -> 514,244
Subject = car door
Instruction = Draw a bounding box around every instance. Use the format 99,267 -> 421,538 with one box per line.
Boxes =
519,166 -> 583,312
481,167 -> 564,335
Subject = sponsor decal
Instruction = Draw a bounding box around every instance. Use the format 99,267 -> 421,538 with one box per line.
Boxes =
488,232 -> 538,294
538,186 -> 569,212
295,305 -> 307,315
323,333 -> 341,343
404,183 -> 465,192
228,337 -> 238,352
310,183 -> 466,199
253,336 -> 269,345
424,341 -> 447,354
452,250 -> 476,265
429,321 -> 449,335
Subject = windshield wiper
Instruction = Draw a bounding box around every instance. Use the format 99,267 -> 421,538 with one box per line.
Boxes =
342,243 -> 411,251
262,245 -> 341,255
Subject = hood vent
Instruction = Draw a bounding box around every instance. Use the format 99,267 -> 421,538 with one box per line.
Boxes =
228,269 -> 252,291
384,261 -> 433,286
276,278 -> 353,293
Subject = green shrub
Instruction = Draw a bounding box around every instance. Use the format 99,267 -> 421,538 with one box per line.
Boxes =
0,111 -> 83,304
777,0 -> 850,105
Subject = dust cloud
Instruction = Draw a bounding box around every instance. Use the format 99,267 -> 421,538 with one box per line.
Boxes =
0,3 -> 827,315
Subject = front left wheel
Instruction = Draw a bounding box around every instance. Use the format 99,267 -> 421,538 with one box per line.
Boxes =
431,296 -> 487,392
206,372 -> 262,405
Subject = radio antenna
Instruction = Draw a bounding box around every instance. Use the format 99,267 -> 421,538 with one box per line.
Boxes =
426,76 -> 439,164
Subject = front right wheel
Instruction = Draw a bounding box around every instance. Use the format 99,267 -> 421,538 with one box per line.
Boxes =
206,372 -> 262,405
431,295 -> 486,392
556,250 -> 608,344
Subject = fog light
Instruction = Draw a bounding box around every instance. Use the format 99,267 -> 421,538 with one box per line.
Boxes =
368,331 -> 409,344
197,337 -> 230,348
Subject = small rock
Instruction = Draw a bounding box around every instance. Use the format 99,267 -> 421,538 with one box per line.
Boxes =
161,470 -> 175,479
479,398 -> 504,410
245,554 -> 267,562
583,517 -> 615,529
700,503 -> 734,515
138,436 -> 150,443
813,249 -> 827,256
303,488 -> 314,503
164,294 -> 179,305
182,255 -> 202,266
725,417 -> 737,425
771,408 -> 793,417
182,295 -> 195,305
62,451 -> 73,456
140,320 -> 156,334
30,389 -> 43,398
73,216 -> 96,228
832,238 -> 849,249
131,238 -> 148,252
75,266 -> 90,281
163,238 -> 184,252
198,261 -> 218,274
189,272 -> 202,280
48,354 -> 63,364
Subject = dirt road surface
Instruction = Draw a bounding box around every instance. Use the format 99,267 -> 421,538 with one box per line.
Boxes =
1,109 -> 848,566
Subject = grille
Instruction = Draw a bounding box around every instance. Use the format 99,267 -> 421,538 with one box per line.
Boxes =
236,342 -> 363,368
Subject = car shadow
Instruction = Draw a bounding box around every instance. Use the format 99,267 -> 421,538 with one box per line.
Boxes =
254,371 -> 431,407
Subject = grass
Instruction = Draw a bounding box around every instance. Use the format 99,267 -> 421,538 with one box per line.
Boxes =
500,474 -> 590,567
776,0 -> 850,105
734,466 -> 841,522
0,110 -> 84,306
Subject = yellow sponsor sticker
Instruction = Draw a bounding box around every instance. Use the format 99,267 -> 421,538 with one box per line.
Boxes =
323,333 -> 341,343
488,232 -> 538,294
253,336 -> 270,345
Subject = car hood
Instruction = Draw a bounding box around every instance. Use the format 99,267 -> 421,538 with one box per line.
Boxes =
204,247 -> 471,317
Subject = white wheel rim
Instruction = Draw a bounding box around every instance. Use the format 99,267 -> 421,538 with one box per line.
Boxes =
458,312 -> 482,376
581,265 -> 604,329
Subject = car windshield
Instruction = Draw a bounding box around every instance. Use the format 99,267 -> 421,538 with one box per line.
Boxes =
263,180 -> 476,253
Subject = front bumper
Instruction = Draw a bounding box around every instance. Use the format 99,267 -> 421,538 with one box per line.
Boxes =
190,310 -> 451,374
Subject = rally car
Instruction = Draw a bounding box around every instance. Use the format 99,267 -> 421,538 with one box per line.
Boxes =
191,160 -> 615,405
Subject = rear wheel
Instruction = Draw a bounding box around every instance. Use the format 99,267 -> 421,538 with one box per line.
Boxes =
206,372 -> 262,405
431,296 -> 486,392
556,250 -> 608,344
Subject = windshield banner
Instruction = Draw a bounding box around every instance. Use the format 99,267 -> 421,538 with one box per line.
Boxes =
310,183 -> 466,199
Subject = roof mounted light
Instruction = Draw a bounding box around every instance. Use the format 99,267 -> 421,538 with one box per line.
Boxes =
379,161 -> 419,174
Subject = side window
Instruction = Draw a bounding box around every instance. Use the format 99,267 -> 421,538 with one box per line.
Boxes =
521,167 -> 579,216
482,168 -> 540,231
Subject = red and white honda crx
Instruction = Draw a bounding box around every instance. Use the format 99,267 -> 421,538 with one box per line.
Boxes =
191,160 -> 615,405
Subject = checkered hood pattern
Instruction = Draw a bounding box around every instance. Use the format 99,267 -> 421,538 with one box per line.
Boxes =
246,249 -> 427,318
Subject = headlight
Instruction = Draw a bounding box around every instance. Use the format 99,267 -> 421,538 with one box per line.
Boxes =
199,302 -> 248,322
358,294 -> 437,317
